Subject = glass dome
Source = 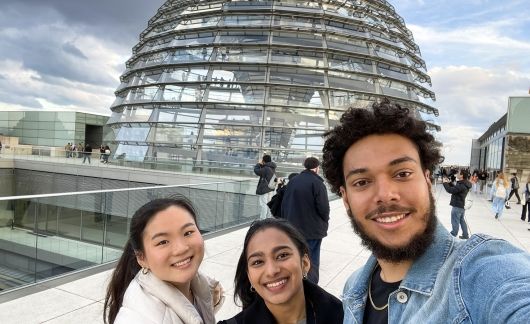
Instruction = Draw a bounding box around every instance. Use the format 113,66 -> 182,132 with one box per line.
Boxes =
108,0 -> 438,164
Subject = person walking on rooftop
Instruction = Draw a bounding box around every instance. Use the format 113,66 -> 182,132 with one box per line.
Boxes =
508,173 -> 522,204
83,143 -> 92,164
492,172 -> 510,219
521,175 -> 530,222
478,169 -> 488,194
443,169 -> 472,239
281,157 -> 330,284
254,154 -> 277,220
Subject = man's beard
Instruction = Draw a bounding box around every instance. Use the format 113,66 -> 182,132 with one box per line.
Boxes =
347,192 -> 437,263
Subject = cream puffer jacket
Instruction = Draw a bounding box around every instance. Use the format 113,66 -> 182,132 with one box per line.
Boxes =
114,270 -> 224,324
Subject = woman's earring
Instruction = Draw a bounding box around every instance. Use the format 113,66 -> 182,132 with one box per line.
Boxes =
250,285 -> 256,292
303,272 -> 308,280
141,267 -> 150,275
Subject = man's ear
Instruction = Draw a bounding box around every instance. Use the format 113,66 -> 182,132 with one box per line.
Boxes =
339,186 -> 350,212
424,170 -> 432,188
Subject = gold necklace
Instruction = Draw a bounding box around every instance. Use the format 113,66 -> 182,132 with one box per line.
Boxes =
368,264 -> 388,311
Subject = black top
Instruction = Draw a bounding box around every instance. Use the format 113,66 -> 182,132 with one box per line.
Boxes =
443,180 -> 472,209
281,170 -> 330,239
363,266 -> 401,324
218,279 -> 343,324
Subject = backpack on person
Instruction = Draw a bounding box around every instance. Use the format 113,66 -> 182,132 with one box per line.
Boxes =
267,191 -> 283,218
495,184 -> 506,199
267,173 -> 277,190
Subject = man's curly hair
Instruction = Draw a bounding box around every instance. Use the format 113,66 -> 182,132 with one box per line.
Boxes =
322,98 -> 442,196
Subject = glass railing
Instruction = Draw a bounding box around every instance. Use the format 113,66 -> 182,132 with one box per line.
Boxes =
1,146 -> 312,179
0,179 -> 258,293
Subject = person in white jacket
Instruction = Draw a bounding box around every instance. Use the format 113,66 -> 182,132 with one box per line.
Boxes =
104,197 -> 224,324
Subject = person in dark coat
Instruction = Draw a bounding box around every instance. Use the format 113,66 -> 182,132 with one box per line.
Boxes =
442,169 -> 472,239
217,219 -> 343,324
254,154 -> 277,220
281,157 -> 330,284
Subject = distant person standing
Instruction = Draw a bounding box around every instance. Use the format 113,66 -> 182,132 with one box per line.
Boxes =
253,154 -> 276,220
442,169 -> 472,239
508,173 -> 522,204
83,143 -> 92,164
478,169 -> 488,194
521,175 -> 530,222
281,157 -> 329,284
0,140 -> 2,156
492,173 -> 510,219
65,143 -> 72,158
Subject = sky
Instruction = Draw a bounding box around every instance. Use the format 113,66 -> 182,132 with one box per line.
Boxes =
0,0 -> 528,165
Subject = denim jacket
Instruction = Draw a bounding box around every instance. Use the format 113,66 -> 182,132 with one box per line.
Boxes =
342,222 -> 530,323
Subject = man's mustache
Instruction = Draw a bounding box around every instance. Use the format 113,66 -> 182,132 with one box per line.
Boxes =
364,204 -> 417,220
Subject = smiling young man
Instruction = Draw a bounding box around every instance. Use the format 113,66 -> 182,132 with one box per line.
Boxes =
322,99 -> 530,323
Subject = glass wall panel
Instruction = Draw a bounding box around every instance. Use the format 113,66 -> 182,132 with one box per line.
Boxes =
271,49 -> 324,67
272,31 -> 323,48
211,66 -> 266,83
269,67 -> 325,86
265,106 -> 326,129
269,86 -> 326,108
219,15 -> 271,27
161,85 -> 204,102
159,68 -> 209,83
328,71 -> 375,92
326,35 -> 369,54
202,125 -> 262,148
115,144 -> 149,161
329,91 -> 375,109
157,108 -> 201,123
328,54 -> 373,73
207,85 -> 265,104
205,108 -> 262,125
169,32 -> 216,47
214,47 -> 268,63
217,31 -> 269,44
116,127 -> 150,142
175,16 -> 220,31
169,47 -> 214,63
152,124 -> 199,144
273,15 -> 321,29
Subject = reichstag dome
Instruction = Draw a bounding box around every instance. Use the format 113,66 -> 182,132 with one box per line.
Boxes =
108,0 -> 439,164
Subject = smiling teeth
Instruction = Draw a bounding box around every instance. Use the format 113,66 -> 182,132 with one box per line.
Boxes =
173,258 -> 191,267
375,214 -> 406,223
266,279 -> 286,288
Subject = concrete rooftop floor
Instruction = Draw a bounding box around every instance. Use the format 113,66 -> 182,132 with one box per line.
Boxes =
1,183 -> 529,323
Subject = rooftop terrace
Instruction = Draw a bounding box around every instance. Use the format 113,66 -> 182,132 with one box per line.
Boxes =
0,183 -> 529,323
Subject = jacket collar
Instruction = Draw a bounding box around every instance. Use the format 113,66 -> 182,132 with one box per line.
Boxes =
136,271 -> 214,324
301,169 -> 324,182
345,220 -> 455,301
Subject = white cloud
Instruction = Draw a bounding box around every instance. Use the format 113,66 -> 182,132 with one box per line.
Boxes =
428,65 -> 530,164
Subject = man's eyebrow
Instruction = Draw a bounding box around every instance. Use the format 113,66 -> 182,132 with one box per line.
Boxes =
389,156 -> 418,166
344,156 -> 418,179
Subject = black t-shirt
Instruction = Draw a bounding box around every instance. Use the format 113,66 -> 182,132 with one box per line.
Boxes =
363,266 -> 401,324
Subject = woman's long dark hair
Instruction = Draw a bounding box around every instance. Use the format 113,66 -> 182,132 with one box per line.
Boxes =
103,196 -> 198,324
233,218 -> 309,309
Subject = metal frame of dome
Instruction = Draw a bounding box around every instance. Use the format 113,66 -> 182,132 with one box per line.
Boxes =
108,0 -> 439,164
